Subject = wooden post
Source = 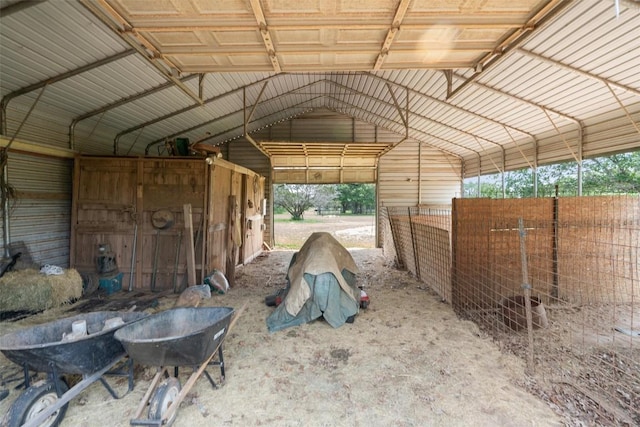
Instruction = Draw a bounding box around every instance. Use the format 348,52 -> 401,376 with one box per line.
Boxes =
200,163 -> 211,284
551,184 -> 559,300
226,195 -> 237,287
518,218 -> 535,373
183,203 -> 197,286
135,159 -> 144,290
408,207 -> 421,279
69,155 -> 80,267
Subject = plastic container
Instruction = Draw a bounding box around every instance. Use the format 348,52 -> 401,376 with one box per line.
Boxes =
99,272 -> 123,295
359,289 -> 370,309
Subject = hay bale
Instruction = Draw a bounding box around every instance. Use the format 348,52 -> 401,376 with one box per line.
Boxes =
0,268 -> 83,312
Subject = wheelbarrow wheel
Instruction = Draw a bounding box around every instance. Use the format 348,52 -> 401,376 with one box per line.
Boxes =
148,376 -> 181,426
3,379 -> 69,427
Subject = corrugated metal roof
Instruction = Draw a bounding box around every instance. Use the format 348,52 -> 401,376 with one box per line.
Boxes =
0,0 -> 639,178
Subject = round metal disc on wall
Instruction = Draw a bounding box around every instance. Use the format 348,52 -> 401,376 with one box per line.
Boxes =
151,210 -> 175,229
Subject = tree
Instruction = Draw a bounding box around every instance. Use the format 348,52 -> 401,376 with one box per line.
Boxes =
583,152 -> 640,194
312,184 -> 338,212
274,184 -> 327,220
335,184 -> 375,214
505,165 -> 574,197
463,174 -> 503,198
462,151 -> 640,198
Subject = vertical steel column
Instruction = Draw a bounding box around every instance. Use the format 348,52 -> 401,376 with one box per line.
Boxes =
1,86 -> 47,259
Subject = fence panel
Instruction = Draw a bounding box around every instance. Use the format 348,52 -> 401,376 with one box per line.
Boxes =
450,195 -> 639,424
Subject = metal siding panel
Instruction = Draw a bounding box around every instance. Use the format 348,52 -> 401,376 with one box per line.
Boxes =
226,139 -> 271,177
2,152 -> 72,266
463,155 -> 481,178
1,0 -> 639,178
354,121 -> 376,141
379,140 -> 460,206
0,1 -> 128,94
4,109 -> 71,149
583,104 -> 640,158
535,128 -> 582,165
504,141 -> 537,171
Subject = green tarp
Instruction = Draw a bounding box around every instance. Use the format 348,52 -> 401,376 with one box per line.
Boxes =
266,232 -> 360,332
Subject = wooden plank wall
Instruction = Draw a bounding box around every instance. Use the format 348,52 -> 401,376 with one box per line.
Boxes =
207,164 -> 231,275
72,157 -> 138,287
243,174 -> 265,263
72,156 -> 265,292
140,159 -> 207,291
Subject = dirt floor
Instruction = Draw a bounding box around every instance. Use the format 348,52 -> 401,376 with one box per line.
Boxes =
0,243 -> 567,427
272,212 -> 377,249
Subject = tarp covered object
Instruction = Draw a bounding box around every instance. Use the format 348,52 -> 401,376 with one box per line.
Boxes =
267,232 -> 361,332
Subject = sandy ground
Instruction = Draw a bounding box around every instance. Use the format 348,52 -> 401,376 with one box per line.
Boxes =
0,247 -> 564,427
273,213 -> 377,249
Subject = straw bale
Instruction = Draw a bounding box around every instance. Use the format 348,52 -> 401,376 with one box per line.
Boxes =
0,268 -> 83,312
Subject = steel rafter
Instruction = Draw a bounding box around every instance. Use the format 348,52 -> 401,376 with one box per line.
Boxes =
244,83 -> 271,157
363,72 -> 532,140
0,0 -> 42,17
200,99 -> 324,147
113,73 -> 291,154
326,97 -> 472,160
143,81 -> 327,153
79,0 -> 203,105
385,83 -> 409,138
69,74 -> 199,150
445,0 -> 574,99
518,48 -> 640,98
328,80 -> 503,153
140,74 -> 504,160
449,71 -> 583,193
0,49 -> 136,136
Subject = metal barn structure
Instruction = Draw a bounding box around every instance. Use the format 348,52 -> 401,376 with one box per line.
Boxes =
1,0 -> 639,261
1,1 -> 639,422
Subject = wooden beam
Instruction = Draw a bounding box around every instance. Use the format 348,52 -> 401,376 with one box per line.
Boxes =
226,195 -> 238,287
374,0 -> 411,70
135,160 -> 144,290
183,203 -> 197,286
249,0 -> 281,72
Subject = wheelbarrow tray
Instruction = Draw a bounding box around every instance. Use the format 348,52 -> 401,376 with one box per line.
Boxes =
0,311 -> 148,375
115,307 -> 234,367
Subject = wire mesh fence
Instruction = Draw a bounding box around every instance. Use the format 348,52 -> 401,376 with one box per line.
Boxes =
384,205 -> 451,301
383,196 -> 640,425
378,207 -> 397,265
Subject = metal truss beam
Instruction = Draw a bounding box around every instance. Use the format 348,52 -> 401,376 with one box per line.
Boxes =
1,49 -> 135,136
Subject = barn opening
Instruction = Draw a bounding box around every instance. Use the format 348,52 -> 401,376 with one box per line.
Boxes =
272,183 -> 377,250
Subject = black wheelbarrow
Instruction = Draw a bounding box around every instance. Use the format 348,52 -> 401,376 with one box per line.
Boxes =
114,306 -> 240,426
0,311 -> 147,427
